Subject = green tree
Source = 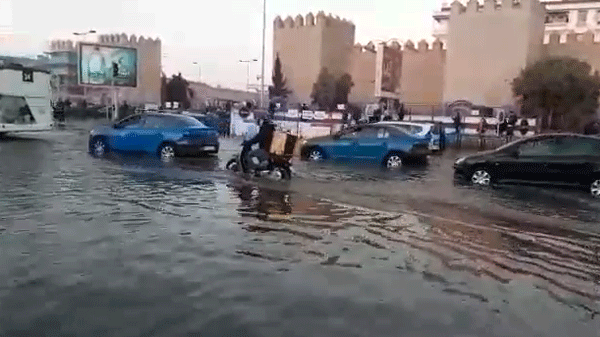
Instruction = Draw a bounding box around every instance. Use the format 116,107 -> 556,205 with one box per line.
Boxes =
269,53 -> 292,99
512,57 -> 600,132
310,67 -> 336,110
334,73 -> 354,106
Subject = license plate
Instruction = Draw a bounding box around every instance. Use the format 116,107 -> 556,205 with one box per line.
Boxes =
202,146 -> 215,151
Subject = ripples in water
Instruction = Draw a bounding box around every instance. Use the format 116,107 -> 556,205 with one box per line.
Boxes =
0,126 -> 599,335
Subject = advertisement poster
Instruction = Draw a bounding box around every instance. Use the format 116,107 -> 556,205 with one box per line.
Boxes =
79,43 -> 138,87
374,44 -> 402,98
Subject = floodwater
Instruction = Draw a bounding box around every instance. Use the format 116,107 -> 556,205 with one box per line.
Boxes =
0,121 -> 598,336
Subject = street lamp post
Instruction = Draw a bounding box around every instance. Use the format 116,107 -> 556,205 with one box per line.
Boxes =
239,59 -> 258,92
260,0 -> 266,109
73,30 -> 97,104
193,62 -> 202,82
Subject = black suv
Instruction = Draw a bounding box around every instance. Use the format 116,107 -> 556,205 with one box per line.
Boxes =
453,133 -> 600,197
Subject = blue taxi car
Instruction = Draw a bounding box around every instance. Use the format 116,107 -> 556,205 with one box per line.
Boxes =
89,113 -> 220,161
300,123 -> 431,168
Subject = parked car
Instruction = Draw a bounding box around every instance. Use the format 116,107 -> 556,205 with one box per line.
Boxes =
300,123 -> 431,168
453,133 -> 600,197
377,121 -> 458,151
184,112 -> 231,136
88,113 -> 220,161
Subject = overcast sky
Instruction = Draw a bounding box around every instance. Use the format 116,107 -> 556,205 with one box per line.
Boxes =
3,0 -> 441,90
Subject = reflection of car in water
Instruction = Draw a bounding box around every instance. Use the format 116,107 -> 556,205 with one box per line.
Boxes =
232,184 -> 293,220
300,123 -> 431,169
454,133 -> 600,197
88,113 -> 220,161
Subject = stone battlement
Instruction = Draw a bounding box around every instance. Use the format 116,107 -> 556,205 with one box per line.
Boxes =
450,0 -> 535,15
49,33 -> 160,51
274,11 -> 354,30
353,39 -> 445,53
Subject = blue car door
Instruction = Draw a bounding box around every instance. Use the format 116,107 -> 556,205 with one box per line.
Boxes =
137,115 -> 168,153
353,126 -> 388,161
329,128 -> 362,160
111,115 -> 146,152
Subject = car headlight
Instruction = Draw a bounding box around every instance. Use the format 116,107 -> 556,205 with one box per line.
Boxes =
455,157 -> 466,165
301,139 -> 307,146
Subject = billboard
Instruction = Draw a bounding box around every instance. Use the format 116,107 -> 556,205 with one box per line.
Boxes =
79,43 -> 137,87
374,44 -> 402,98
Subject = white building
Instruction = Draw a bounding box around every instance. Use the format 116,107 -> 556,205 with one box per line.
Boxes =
433,0 -> 600,44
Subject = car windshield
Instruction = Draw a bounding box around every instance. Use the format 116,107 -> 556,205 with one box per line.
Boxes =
389,124 -> 424,135
495,137 -> 528,152
168,115 -> 206,128
386,126 -> 411,136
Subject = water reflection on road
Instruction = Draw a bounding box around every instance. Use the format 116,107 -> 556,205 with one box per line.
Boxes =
0,124 -> 598,336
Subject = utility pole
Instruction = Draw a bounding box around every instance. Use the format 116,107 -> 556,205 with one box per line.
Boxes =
260,0 -> 266,109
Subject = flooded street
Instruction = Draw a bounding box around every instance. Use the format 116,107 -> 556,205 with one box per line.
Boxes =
0,121 -> 599,336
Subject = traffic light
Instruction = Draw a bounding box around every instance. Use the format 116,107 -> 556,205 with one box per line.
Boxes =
112,62 -> 119,78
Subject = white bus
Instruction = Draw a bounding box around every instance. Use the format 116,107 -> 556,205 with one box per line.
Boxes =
0,62 -> 54,135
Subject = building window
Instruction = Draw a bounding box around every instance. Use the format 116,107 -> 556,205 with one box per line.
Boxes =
578,10 -> 588,26
545,12 -> 569,24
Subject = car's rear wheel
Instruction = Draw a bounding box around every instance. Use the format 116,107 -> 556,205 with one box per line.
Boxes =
307,147 -> 325,162
91,137 -> 109,157
383,153 -> 403,169
590,178 -> 600,198
158,143 -> 176,162
471,168 -> 492,186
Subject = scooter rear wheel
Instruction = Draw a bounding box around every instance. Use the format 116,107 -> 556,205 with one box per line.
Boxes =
226,158 -> 239,172
271,166 -> 291,181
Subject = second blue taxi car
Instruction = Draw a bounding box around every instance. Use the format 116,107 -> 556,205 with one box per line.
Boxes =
89,113 -> 220,161
300,123 -> 431,168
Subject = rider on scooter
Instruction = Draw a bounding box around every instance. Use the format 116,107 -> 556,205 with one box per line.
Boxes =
241,117 -> 275,173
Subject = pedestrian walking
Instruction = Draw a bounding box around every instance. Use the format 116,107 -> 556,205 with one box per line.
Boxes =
453,111 -> 463,147
477,117 -> 488,149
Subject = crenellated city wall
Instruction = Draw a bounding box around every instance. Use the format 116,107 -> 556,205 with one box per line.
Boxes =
400,39 -> 445,107
543,31 -> 600,72
444,0 -> 546,107
273,12 -> 355,104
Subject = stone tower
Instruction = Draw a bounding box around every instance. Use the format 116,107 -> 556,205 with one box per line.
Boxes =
273,12 -> 355,105
443,0 -> 546,108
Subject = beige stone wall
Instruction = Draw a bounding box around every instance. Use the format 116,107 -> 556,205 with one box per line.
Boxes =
348,44 -> 377,105
273,12 -> 355,105
543,31 -> 600,72
48,34 -> 162,107
444,0 -> 546,107
400,40 -> 445,107
188,81 -> 259,109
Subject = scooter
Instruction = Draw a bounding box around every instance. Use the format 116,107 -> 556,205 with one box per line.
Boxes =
226,148 -> 293,181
